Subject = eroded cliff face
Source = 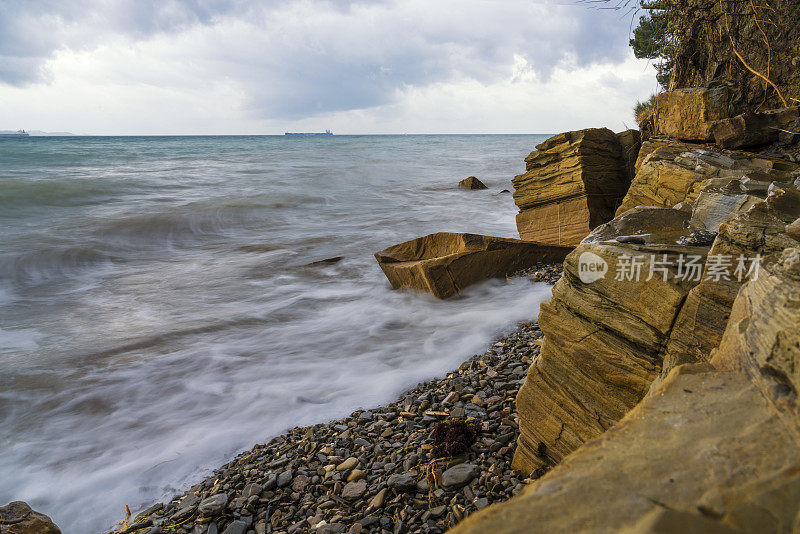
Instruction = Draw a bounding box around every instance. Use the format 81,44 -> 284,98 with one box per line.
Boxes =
512,138 -> 799,475
669,0 -> 800,110
512,128 -> 638,246
454,212 -> 800,534
658,186 -> 800,382
458,114 -> 800,531
513,206 -> 706,473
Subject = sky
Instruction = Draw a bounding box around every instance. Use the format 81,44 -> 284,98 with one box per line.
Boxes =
0,0 -> 659,135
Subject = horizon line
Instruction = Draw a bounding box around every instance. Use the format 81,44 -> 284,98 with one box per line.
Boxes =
6,132 -> 559,137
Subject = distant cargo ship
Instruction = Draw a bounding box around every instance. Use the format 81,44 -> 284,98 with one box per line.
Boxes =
285,130 -> 333,136
0,129 -> 29,137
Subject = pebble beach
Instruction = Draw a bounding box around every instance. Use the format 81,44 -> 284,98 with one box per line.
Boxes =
113,264 -> 563,534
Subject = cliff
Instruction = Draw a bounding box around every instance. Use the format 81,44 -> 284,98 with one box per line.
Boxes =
669,0 -> 800,110
450,94 -> 800,532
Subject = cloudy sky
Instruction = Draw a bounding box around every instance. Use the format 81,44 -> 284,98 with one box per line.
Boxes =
0,0 -> 658,135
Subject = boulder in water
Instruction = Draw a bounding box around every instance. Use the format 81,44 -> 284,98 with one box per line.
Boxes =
458,176 -> 488,190
374,232 -> 572,298
0,501 -> 61,534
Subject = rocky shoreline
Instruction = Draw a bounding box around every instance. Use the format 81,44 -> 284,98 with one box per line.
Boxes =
110,268 -> 562,534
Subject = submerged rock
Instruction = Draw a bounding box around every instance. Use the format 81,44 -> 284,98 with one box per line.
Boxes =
306,256 -> 344,266
374,232 -> 571,298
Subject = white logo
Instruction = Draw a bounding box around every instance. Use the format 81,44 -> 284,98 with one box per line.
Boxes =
578,251 -> 608,283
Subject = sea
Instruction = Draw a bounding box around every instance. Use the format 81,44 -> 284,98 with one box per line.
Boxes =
0,134 -> 553,533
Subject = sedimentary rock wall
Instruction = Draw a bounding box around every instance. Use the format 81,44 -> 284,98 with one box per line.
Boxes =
452,144 -> 800,534
512,128 -> 636,246
659,186 -> 800,380
617,140 -> 799,216
512,206 -> 709,473
712,247 -> 800,441
513,139 -> 799,474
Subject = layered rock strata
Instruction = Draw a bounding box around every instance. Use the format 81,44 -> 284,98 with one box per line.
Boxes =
712,106 -> 800,149
454,245 -> 800,533
659,186 -> 800,379
455,135 -> 800,533
512,128 -> 635,246
374,233 -> 572,299
512,206 -> 710,473
515,139 -> 800,473
616,141 -> 800,216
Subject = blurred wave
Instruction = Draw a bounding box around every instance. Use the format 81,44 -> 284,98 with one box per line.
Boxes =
0,134 -> 551,532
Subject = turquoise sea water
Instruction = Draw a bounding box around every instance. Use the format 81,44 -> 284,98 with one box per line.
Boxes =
0,134 -> 552,532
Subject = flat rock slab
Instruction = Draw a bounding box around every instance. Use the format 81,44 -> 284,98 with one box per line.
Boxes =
374,232 -> 572,299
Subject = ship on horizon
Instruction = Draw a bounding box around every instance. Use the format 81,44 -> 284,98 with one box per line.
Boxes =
0,129 -> 30,137
284,129 -> 333,136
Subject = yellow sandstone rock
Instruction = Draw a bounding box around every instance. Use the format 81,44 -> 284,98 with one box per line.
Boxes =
457,252 -> 800,531
454,139 -> 800,534
659,187 -> 800,379
452,363 -> 800,534
654,87 -> 734,141
512,128 -> 633,246
712,247 -> 800,439
374,232 -> 572,299
512,207 -> 708,473
617,142 -> 800,216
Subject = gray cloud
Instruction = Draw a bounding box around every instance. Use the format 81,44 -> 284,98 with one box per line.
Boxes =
0,0 -> 636,119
